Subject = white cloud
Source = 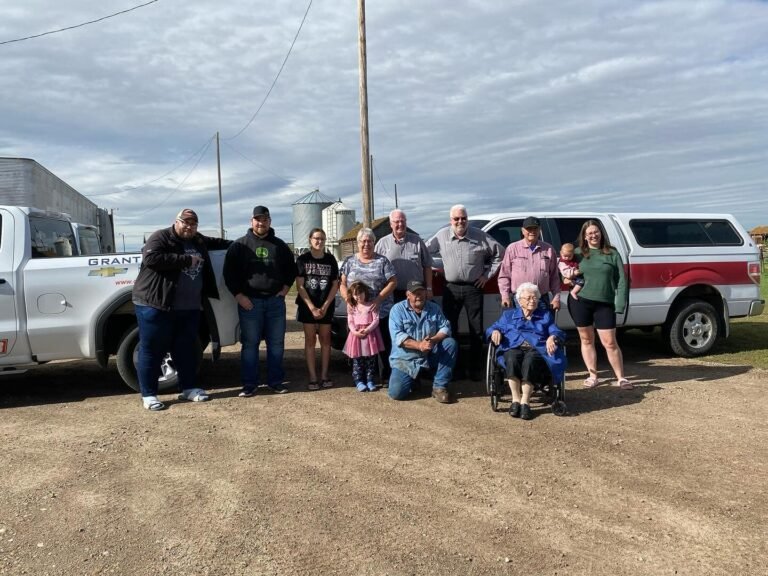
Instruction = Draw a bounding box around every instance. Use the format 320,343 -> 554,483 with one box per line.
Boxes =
1,0 -> 767,251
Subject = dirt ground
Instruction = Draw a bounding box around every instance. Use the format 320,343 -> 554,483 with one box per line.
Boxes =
1,304 -> 767,576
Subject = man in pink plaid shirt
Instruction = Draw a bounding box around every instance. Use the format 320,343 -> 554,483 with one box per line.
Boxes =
497,216 -> 562,311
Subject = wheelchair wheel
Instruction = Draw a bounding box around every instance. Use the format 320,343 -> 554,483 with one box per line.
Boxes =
486,343 -> 500,411
552,400 -> 567,416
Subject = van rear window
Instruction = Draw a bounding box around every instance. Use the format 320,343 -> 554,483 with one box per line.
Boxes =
629,219 -> 743,247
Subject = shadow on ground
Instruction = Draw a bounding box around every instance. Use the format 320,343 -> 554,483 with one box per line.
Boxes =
1,329 -> 757,411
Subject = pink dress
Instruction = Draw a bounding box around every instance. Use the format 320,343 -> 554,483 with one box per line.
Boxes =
343,303 -> 385,358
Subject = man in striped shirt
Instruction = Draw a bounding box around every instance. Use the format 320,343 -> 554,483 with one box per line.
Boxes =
426,204 -> 503,381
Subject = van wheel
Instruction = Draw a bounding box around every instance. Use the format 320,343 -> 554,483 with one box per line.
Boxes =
665,300 -> 719,357
116,326 -> 201,392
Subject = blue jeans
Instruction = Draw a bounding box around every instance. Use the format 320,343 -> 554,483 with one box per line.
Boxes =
387,337 -> 457,401
135,304 -> 201,397
239,295 -> 286,390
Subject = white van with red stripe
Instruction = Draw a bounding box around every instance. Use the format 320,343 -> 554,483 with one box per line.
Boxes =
432,212 -> 764,357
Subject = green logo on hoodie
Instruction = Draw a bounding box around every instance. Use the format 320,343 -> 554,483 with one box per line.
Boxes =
254,247 -> 269,260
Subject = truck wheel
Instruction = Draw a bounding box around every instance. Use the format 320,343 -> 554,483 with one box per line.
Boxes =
116,326 -> 202,392
665,300 -> 719,357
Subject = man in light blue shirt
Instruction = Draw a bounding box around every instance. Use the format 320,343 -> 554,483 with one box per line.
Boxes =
388,280 -> 457,403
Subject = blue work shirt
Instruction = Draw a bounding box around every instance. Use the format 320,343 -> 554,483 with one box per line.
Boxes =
389,299 -> 452,378
485,304 -> 567,383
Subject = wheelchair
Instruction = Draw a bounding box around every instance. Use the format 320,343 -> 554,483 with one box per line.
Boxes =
485,342 -> 567,416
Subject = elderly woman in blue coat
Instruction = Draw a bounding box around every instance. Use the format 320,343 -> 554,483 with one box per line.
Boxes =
486,282 -> 566,420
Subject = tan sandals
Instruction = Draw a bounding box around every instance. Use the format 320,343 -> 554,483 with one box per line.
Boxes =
583,376 -> 600,388
616,378 -> 633,390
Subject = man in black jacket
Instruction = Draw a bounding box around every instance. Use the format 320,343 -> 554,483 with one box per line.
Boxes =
224,205 -> 297,397
132,208 -> 231,411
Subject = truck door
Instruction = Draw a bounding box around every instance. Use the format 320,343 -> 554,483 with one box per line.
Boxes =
0,209 -> 20,359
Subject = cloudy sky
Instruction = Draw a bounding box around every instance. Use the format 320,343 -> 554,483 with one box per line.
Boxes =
1,0 -> 767,250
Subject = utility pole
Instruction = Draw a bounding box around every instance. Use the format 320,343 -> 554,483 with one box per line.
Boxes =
394,183 -> 398,208
358,0 -> 372,227
216,132 -> 224,238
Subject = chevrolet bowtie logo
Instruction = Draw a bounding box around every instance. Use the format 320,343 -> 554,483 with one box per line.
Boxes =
89,267 -> 128,278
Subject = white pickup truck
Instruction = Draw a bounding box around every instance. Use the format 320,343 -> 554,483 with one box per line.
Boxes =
331,211 -> 764,357
0,206 -> 239,391
438,212 -> 764,356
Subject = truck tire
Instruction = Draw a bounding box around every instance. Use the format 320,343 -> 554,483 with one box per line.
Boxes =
664,299 -> 719,357
116,326 -> 202,392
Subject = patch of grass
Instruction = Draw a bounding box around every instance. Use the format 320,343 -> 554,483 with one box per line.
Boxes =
713,270 -> 768,369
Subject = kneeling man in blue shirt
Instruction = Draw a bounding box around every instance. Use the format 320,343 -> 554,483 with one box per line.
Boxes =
388,280 -> 458,403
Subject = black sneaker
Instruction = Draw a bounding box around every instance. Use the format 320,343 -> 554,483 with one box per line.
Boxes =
509,402 -> 521,418
520,404 -> 533,420
238,387 -> 256,398
268,383 -> 289,394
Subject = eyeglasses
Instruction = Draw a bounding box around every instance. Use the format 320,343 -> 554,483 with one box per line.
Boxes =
518,295 -> 538,301
177,219 -> 198,226
310,236 -> 326,241
253,216 -> 270,223
451,217 -> 467,222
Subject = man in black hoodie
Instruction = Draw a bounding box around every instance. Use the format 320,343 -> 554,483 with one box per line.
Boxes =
224,205 -> 297,397
132,208 -> 231,411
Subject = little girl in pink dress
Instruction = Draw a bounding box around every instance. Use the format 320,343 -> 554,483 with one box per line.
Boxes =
343,281 -> 385,391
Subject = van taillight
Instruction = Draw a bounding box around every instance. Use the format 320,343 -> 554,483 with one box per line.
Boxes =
748,261 -> 762,285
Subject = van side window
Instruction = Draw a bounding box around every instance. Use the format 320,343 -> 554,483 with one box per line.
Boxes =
29,216 -> 79,258
486,219 -> 524,248
629,219 -> 743,247
702,221 -> 743,246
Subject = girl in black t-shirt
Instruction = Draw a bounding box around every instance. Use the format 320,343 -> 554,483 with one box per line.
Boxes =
295,228 -> 340,390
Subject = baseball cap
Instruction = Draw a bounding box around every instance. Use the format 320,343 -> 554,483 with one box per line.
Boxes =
252,206 -> 270,218
407,279 -> 426,292
176,208 -> 198,223
522,216 -> 540,229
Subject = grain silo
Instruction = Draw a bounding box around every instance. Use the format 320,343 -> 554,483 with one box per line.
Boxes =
292,189 -> 334,253
322,200 -> 356,260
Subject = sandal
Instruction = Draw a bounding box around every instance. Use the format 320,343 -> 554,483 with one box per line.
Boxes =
177,388 -> 211,402
307,381 -> 320,391
583,377 -> 600,388
142,396 -> 166,411
617,378 -> 633,390
321,379 -> 334,389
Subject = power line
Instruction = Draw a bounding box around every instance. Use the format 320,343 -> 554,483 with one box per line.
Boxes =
0,0 -> 160,46
133,135 -> 214,218
372,157 -> 395,202
225,0 -> 314,141
221,140 -> 316,193
85,135 -> 215,197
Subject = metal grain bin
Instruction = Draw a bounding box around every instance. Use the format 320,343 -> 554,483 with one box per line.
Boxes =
322,200 -> 356,260
292,189 -> 334,252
